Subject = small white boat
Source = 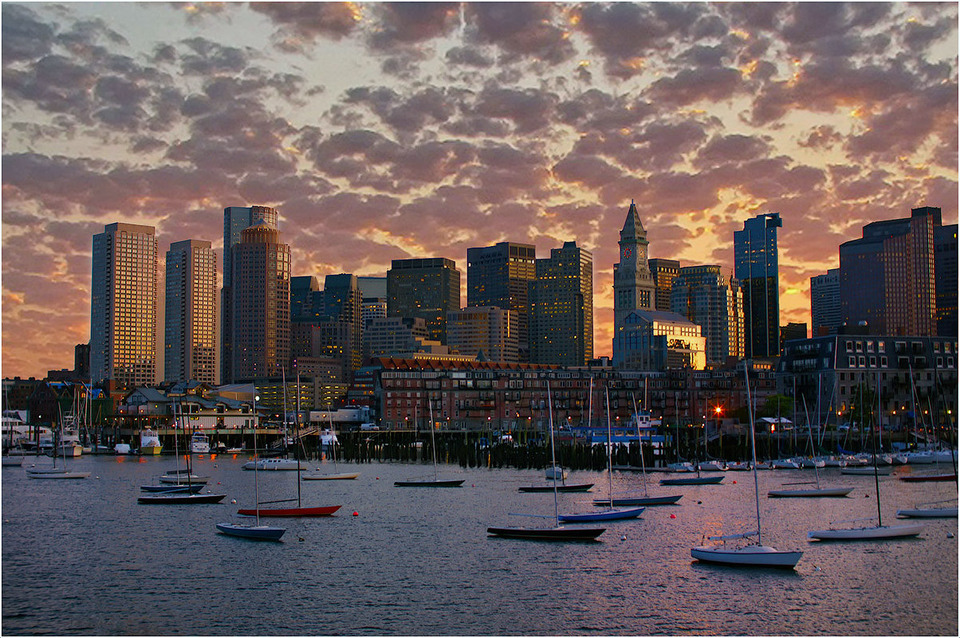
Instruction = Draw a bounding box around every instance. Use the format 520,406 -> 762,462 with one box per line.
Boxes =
545,466 -> 567,480
2,455 -> 24,467
896,507 -> 958,518
726,461 -> 751,471
242,457 -> 303,471
666,462 -> 696,473
769,486 -> 853,498
697,461 -> 725,472
807,522 -> 925,540
798,457 -> 826,469
771,458 -> 800,469
691,534 -> 803,569
114,443 -> 133,455
26,467 -> 90,479
159,473 -> 209,484
302,471 -> 360,481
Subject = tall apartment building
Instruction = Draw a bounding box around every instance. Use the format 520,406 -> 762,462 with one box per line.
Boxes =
840,206 -> 938,336
221,205 -> 278,383
466,242 -> 536,362
322,274 -> 363,375
734,212 -> 782,358
613,201 -> 656,328
387,258 -> 460,344
447,306 -> 518,362
529,241 -> 593,366
90,222 -> 158,387
811,268 -> 841,336
670,265 -> 744,366
935,223 -> 958,336
649,258 -> 681,312
164,240 -> 217,384
229,221 -> 290,382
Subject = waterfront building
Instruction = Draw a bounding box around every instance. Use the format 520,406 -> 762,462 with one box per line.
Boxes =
90,222 -> 158,388
780,322 -> 807,353
669,265 -> 745,366
364,316 -> 446,360
811,268 -> 841,336
164,240 -> 217,384
839,206 -> 938,336
229,222 -> 290,382
466,242 -> 536,361
649,258 -> 681,312
528,241 -> 593,366
734,212 -> 782,358
935,223 -> 958,336
613,201 -> 656,329
221,205 -> 278,384
387,257 -> 460,344
779,334 -> 958,429
447,306 -> 519,362
612,310 -> 706,371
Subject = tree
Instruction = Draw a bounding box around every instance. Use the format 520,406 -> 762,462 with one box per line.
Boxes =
758,394 -> 794,419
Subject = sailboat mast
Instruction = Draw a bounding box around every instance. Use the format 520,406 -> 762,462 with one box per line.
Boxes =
429,394 -> 438,482
604,387 -> 613,506
547,382 -> 559,525
631,393 -> 649,497
743,362 -> 762,545
874,373 -> 882,527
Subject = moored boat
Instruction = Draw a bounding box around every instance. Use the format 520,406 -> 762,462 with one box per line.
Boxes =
487,526 -> 605,541
691,537 -> 803,568
242,457 -> 303,471
237,505 -> 341,517
558,506 -> 644,522
216,522 -> 285,541
139,429 -> 162,455
518,483 -> 593,493
807,521 -> 925,540
138,493 -> 226,504
660,475 -> 724,486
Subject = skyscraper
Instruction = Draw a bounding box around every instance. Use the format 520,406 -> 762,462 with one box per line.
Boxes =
466,242 -> 536,361
529,241 -> 593,366
670,265 -> 744,366
387,257 -> 460,344
934,222 -> 958,337
649,258 -> 681,312
811,268 -> 841,336
839,206 -> 937,336
323,274 -> 363,375
613,201 -> 656,329
221,205 -> 278,384
90,222 -> 158,387
734,212 -> 782,358
164,240 -> 217,384
229,221 -> 290,382
447,306 -> 518,362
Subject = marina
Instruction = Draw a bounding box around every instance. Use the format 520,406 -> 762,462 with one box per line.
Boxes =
2,453 -> 957,635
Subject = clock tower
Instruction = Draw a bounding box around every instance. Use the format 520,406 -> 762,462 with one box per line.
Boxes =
613,200 -> 656,329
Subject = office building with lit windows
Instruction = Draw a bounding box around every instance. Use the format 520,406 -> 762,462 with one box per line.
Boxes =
649,258 -> 681,312
467,242 -> 536,361
447,306 -> 518,362
734,212 -> 782,358
529,241 -> 593,366
164,240 -> 217,384
229,221 -> 290,382
811,268 -> 841,336
90,222 -> 158,387
221,205 -> 278,383
670,265 -> 744,366
387,258 -> 460,344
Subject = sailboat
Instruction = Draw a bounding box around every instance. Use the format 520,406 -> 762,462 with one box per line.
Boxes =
558,387 -> 643,523
395,394 -> 464,487
690,363 -> 803,569
488,382 -> 606,541
25,413 -> 90,479
218,396 -> 286,541
302,405 -> 359,480
139,401 -> 225,504
594,393 -> 682,507
808,374 -> 925,540
768,397 -> 853,498
237,374 -> 341,517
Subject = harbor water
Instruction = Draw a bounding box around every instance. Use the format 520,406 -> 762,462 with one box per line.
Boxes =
2,454 -> 957,635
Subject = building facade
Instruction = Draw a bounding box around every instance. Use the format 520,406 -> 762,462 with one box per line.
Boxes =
447,306 -> 519,362
164,240 -> 217,384
466,242 -> 536,362
839,206 -> 938,337
221,205 -> 278,384
229,222 -> 290,382
811,268 -> 841,336
613,310 -> 706,371
90,222 -> 158,387
934,223 -> 958,337
734,212 -> 782,358
670,265 -> 744,366
529,241 -> 593,366
387,257 -> 460,344
649,258 -> 681,312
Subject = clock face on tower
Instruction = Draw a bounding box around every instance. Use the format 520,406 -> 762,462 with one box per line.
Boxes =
622,246 -> 632,259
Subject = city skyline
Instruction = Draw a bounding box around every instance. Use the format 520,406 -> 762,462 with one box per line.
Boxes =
2,2 -> 958,378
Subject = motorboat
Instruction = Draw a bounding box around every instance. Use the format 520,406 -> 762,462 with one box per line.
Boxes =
114,443 -> 133,455
190,433 -> 210,454
139,429 -> 162,455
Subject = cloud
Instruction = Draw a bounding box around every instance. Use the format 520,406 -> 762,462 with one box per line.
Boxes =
464,3 -> 575,65
250,2 -> 360,51
1,3 -> 56,62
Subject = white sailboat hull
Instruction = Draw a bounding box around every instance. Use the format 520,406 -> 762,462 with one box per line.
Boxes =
691,544 -> 802,568
807,523 -> 925,540
896,507 -> 958,518
768,487 -> 853,498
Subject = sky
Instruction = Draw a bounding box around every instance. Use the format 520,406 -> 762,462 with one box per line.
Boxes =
2,1 -> 957,380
